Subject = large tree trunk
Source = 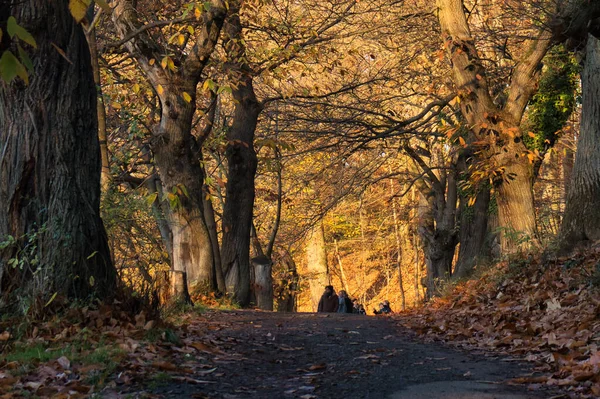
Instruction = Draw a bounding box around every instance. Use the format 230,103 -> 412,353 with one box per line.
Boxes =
306,222 -> 329,311
559,34 -> 600,249
437,0 -> 551,252
112,1 -> 225,293
454,187 -> 490,279
0,0 -> 115,301
220,8 -> 261,306
152,86 -> 214,291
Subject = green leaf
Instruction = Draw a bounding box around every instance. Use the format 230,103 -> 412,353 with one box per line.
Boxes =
17,45 -> 33,72
6,17 -> 17,38
146,192 -> 159,206
0,50 -> 28,84
7,16 -> 37,47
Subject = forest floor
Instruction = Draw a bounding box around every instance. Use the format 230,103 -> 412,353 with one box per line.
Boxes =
3,245 -> 600,398
1,308 -> 558,399
144,310 -> 557,399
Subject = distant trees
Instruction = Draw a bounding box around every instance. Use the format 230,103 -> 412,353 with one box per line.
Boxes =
0,0 -> 115,304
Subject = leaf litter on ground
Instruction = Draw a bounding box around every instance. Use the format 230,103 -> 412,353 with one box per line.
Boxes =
395,242 -> 600,398
0,303 -> 240,398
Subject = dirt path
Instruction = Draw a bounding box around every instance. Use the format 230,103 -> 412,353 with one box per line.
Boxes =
149,311 -> 554,399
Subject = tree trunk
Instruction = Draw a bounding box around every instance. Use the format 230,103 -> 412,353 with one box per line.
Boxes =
220,8 -> 262,306
454,187 -> 490,278
276,250 -> 298,312
437,0 -> 549,253
560,34 -> 600,249
147,173 -> 174,262
152,85 -> 214,292
252,255 -> 273,311
112,0 -> 225,293
203,186 -> 225,293
390,179 -> 406,311
84,26 -> 110,193
0,0 -> 115,300
306,222 -> 329,311
409,148 -> 458,299
333,239 -> 349,293
219,86 -> 260,305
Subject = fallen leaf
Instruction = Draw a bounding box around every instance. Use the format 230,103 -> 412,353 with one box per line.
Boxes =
57,356 -> 71,370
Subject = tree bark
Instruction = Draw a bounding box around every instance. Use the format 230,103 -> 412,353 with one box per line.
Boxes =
147,173 -> 174,263
112,0 -> 226,292
0,0 -> 115,300
203,186 -> 225,293
306,222 -> 329,311
389,178 -> 406,311
407,146 -> 458,299
559,34 -> 600,250
84,24 -> 110,193
454,186 -> 490,279
437,0 -> 551,252
275,250 -> 298,312
220,6 -> 261,306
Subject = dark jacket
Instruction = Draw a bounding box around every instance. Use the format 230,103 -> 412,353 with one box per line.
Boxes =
318,293 -> 339,312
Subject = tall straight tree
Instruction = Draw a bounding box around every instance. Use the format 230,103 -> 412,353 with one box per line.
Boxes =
437,0 -> 552,252
0,1 -> 115,300
112,0 -> 226,292
220,1 -> 261,305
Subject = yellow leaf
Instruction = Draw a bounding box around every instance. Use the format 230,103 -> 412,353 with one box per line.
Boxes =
112,102 -> 122,109
458,136 -> 466,147
69,0 -> 91,23
95,0 -> 112,12
194,6 -> 202,18
187,26 -> 195,35
133,84 -> 140,94
178,34 -> 185,46
182,92 -> 192,103
149,58 -> 156,66
167,58 -> 176,71
161,56 -> 168,69
157,85 -> 164,95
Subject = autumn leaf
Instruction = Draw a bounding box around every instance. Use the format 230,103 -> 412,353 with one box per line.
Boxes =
69,0 -> 91,23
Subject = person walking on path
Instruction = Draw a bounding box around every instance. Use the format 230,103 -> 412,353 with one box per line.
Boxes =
337,290 -> 353,313
317,285 -> 339,312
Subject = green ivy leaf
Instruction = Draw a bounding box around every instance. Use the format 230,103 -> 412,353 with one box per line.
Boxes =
0,50 -> 28,84
17,45 -> 34,72
7,16 -> 37,48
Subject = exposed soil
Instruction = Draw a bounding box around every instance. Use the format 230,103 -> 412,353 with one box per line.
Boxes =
146,310 -> 557,399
